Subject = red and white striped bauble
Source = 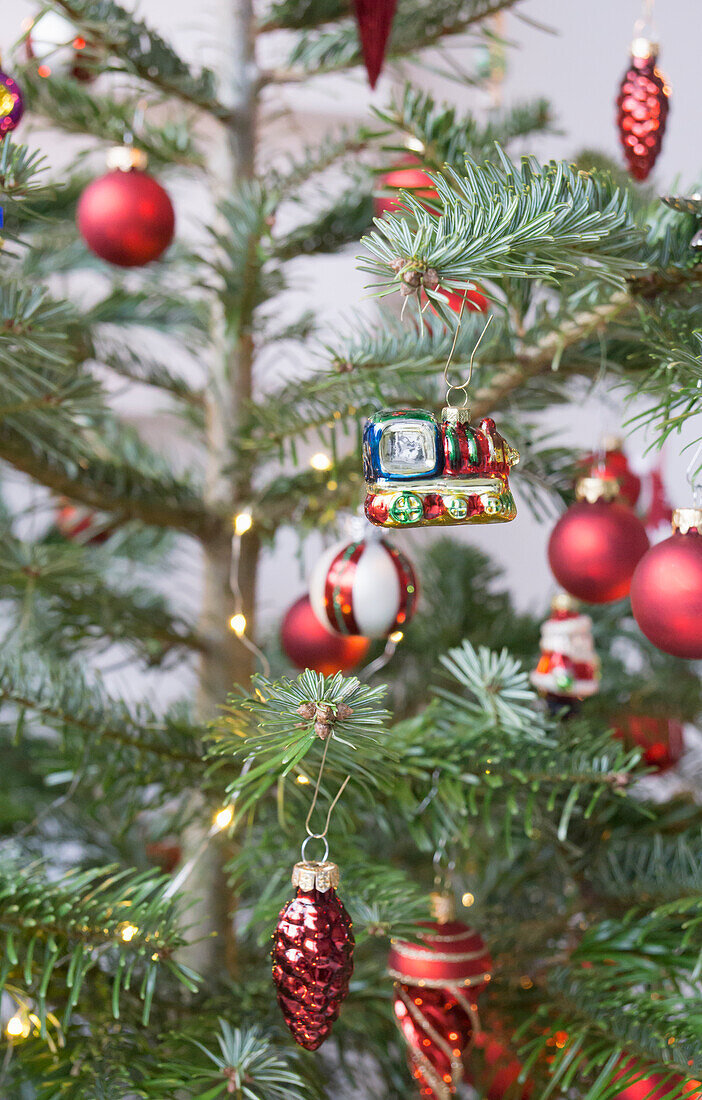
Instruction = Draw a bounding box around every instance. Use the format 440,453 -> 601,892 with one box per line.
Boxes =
309,534 -> 417,638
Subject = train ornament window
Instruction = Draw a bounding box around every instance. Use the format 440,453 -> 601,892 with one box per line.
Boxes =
363,407 -> 520,529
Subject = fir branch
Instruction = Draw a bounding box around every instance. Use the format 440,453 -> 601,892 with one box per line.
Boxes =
0,860 -> 196,1029
16,67 -> 205,168
375,86 -> 553,172
263,0 -> 523,82
0,651 -> 205,768
360,153 -> 644,297
0,420 -> 221,540
273,187 -> 374,261
51,0 -> 229,120
211,670 -> 392,816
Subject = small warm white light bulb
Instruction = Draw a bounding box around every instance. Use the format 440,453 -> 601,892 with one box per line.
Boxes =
6,1015 -> 28,1039
120,923 -> 139,943
229,613 -> 247,637
296,775 -> 310,785
214,806 -> 234,831
461,892 -> 475,908
389,630 -> 404,644
310,452 -> 332,472
234,511 -> 253,536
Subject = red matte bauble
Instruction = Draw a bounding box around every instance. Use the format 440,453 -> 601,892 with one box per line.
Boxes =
374,161 -> 437,217
388,921 -> 492,991
580,448 -> 641,508
630,529 -> 702,658
352,0 -> 398,88
613,714 -> 684,771
77,169 -> 175,267
548,500 -> 649,603
394,984 -> 473,1100
467,1031 -> 533,1100
280,596 -> 369,674
613,1059 -> 701,1100
616,49 -> 670,181
272,884 -> 354,1050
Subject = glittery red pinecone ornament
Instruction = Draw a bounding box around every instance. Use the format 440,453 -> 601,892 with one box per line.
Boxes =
272,860 -> 354,1050
616,37 -> 670,181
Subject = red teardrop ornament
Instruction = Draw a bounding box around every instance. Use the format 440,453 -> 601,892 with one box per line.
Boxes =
272,862 -> 354,1050
353,0 -> 398,89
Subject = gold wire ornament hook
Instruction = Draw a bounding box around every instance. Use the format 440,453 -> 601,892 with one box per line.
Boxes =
443,308 -> 493,409
303,734 -> 351,851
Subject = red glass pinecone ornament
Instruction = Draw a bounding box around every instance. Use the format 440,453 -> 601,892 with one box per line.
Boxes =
616,38 -> 670,181
272,860 -> 354,1050
353,0 -> 398,88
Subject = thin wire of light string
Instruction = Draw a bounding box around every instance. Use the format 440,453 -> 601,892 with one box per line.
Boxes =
229,530 -> 271,676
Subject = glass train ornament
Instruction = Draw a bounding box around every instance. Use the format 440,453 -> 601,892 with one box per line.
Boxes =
363,407 -> 519,529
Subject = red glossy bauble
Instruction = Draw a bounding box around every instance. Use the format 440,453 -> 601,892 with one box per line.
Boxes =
614,1059 -> 701,1100
467,1031 -> 533,1100
77,169 -> 175,267
272,880 -> 354,1050
280,596 -> 370,675
579,446 -> 641,508
630,517 -> 702,658
395,984 -> 472,1099
548,490 -> 649,604
612,714 -> 684,771
388,921 -> 492,991
374,160 -> 437,217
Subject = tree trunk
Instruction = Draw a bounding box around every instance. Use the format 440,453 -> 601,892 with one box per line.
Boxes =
181,0 -> 259,980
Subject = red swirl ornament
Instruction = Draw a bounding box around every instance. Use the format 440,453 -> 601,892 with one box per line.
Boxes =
578,439 -> 641,509
309,534 -> 418,638
272,860 -> 354,1051
389,919 -> 492,1100
616,38 -> 670,181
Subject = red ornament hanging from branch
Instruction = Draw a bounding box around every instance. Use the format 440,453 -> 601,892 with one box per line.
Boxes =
616,11 -> 670,182
353,0 -> 398,89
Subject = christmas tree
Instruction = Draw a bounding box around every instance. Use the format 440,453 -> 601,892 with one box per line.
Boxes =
1,1 -> 702,1097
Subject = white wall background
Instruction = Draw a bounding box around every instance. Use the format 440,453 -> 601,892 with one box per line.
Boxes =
1,0 -> 701,707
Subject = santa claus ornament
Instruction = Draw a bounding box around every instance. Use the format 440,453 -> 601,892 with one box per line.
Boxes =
77,146 -> 175,267
309,532 -> 417,638
272,846 -> 354,1050
631,507 -> 702,658
280,595 -> 370,674
0,70 -> 24,138
389,896 -> 492,1100
616,17 -> 670,181
531,593 -> 600,711
548,477 -> 649,603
